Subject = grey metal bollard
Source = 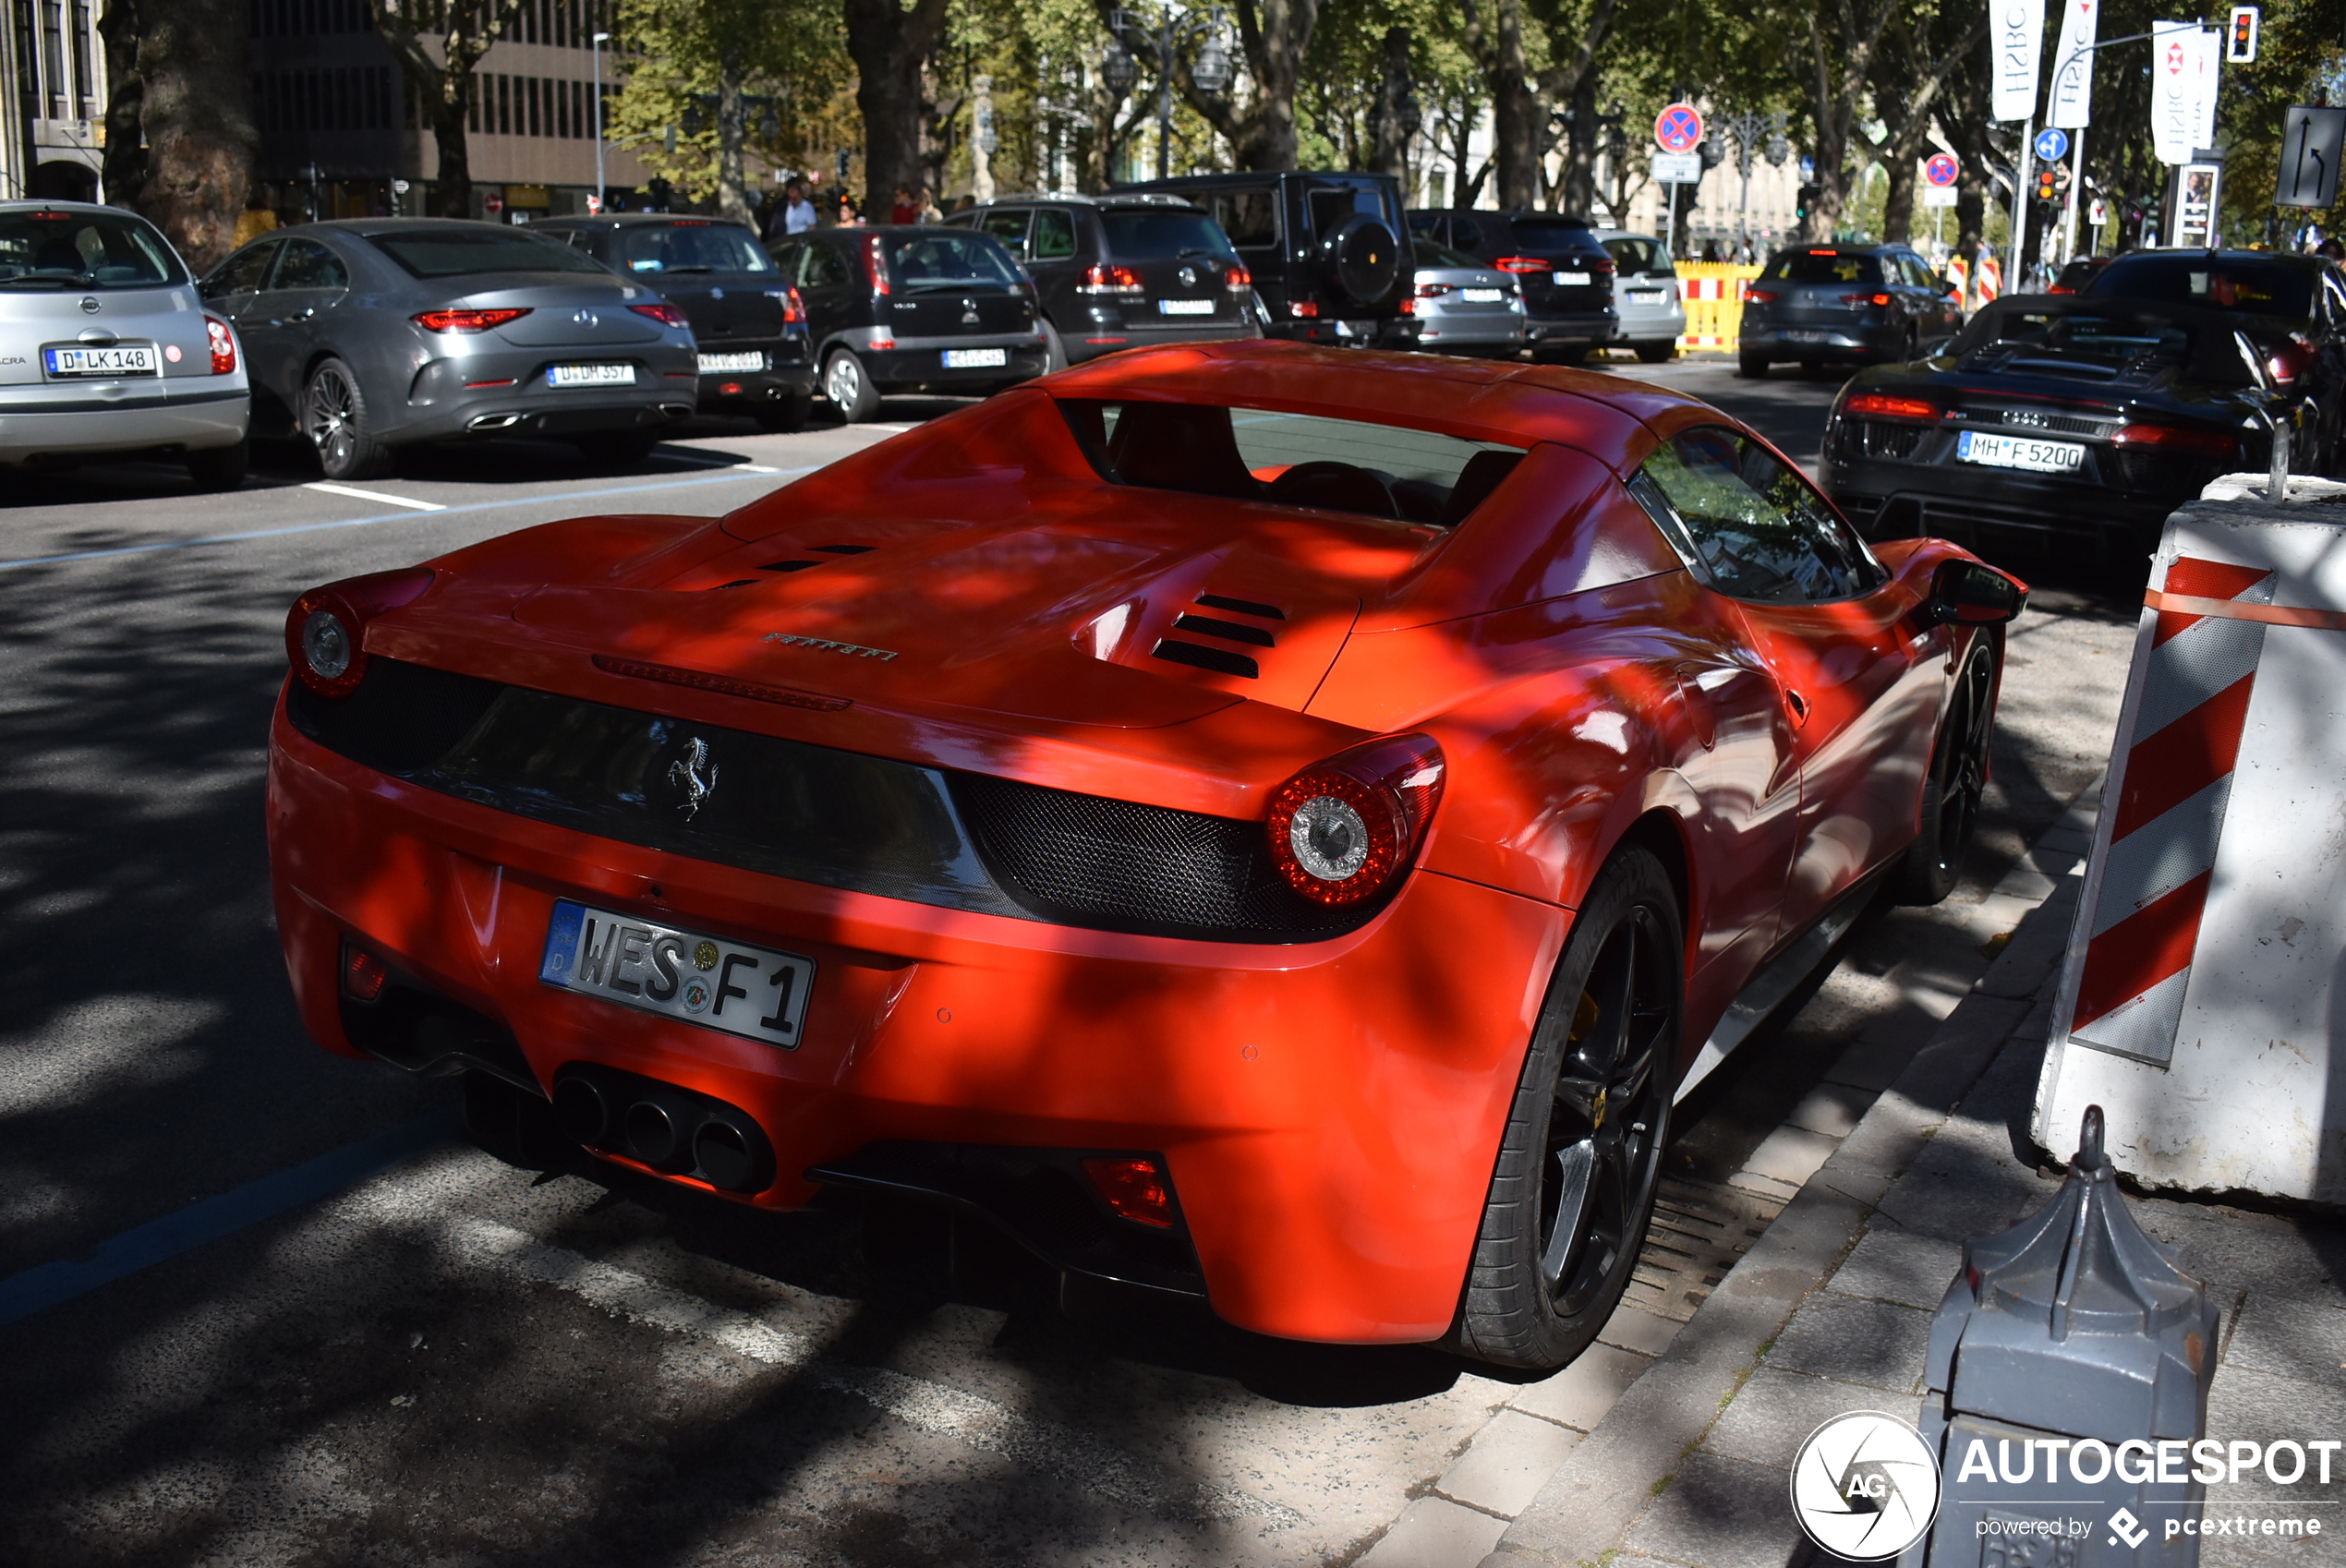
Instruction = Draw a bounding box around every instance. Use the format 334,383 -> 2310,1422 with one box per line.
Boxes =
1900,1106 -> 2219,1565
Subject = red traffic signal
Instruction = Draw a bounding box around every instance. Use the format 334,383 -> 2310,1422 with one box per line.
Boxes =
2229,5 -> 2259,62
2035,170 -> 2060,202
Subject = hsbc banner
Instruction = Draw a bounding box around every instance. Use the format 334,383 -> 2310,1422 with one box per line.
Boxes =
1992,0 -> 2048,122
2151,20 -> 2220,164
2047,0 -> 2099,129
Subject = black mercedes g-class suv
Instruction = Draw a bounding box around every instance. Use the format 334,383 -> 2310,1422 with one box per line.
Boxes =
1119,171 -> 1418,350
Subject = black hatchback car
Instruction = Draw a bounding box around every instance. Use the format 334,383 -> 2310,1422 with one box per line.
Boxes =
1119,171 -> 1417,350
1408,210 -> 1617,362
766,225 -> 1047,424
945,193 -> 1258,368
1738,244 -> 1963,376
2081,248 -> 2346,470
536,213 -> 816,430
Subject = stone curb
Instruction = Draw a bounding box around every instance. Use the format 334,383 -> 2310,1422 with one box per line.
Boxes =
1477,843 -> 2088,1566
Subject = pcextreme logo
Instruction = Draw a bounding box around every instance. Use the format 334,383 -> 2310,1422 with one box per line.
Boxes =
1790,1412 -> 1941,1559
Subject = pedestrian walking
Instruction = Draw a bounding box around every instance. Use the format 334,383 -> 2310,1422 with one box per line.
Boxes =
771,180 -> 817,239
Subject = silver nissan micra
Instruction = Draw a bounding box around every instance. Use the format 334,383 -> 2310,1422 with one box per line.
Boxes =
0,199 -> 251,489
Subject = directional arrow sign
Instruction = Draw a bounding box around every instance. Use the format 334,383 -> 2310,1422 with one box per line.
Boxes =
1654,103 -> 1705,154
2279,105 -> 2346,208
1925,152 -> 1960,187
2035,127 -> 2070,163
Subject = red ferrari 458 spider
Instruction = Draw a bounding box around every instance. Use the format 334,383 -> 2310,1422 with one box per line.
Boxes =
269,340 -> 2023,1370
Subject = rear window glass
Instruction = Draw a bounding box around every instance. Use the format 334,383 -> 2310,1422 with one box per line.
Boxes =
1762,250 -> 1883,285
1953,305 -> 2252,385
887,231 -> 1022,287
2086,257 -> 2314,319
1507,219 -> 1602,256
616,221 -> 772,274
0,208 -> 184,289
1058,399 -> 1524,527
1100,210 -> 1235,261
1307,187 -> 1391,238
1603,236 -> 1672,276
369,226 -> 609,278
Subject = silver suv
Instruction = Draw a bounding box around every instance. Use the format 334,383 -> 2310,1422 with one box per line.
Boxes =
0,200 -> 251,489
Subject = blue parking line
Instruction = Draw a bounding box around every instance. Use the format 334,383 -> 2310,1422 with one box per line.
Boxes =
0,1108 -> 461,1329
0,464 -> 812,573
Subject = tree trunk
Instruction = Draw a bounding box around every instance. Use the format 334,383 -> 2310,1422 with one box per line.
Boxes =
97,0 -> 147,203
370,0 -> 524,220
106,0 -> 254,271
845,0 -> 949,215
716,57 -> 751,225
1880,152 -> 1916,242
1560,72 -> 1597,215
1366,26 -> 1412,181
1466,0 -> 1541,209
429,90 -> 474,216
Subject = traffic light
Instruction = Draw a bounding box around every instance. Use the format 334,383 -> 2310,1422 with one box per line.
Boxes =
2228,5 -> 2259,63
2035,168 -> 2060,203
1796,184 -> 1820,222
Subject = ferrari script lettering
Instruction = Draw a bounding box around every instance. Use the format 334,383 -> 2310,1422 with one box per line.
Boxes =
762,633 -> 900,661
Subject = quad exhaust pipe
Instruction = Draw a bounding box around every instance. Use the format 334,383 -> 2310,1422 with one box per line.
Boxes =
552,1066 -> 775,1193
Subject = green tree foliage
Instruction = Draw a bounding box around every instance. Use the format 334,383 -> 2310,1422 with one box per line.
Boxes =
608,0 -> 846,222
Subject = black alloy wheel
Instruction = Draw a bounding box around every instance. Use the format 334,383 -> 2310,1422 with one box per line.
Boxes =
303,356 -> 393,480
1450,846 -> 1682,1371
1894,643 -> 1998,904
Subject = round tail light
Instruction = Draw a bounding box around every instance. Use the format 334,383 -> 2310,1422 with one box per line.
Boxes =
1265,734 -> 1445,906
284,567 -> 435,698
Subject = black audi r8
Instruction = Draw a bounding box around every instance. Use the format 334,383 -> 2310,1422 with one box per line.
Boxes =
1820,296 -> 2296,561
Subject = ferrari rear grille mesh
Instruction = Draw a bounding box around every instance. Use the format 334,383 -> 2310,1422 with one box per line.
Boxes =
949,773 -> 1373,941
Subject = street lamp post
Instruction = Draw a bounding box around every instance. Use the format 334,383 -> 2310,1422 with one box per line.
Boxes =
1715,109 -> 1786,259
1102,5 -> 1229,182
591,30 -> 610,212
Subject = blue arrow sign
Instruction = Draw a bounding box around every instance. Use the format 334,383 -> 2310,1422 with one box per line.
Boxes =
2034,127 -> 2070,163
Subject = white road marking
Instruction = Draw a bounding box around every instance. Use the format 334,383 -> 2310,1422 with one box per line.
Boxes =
741,464 -> 781,474
303,482 -> 447,512
349,1176 -> 1302,1530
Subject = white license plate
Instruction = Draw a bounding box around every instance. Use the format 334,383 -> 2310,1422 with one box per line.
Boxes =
942,347 -> 1008,368
1627,289 -> 1667,304
1461,287 -> 1506,303
546,363 -> 635,387
697,351 -> 766,373
44,344 -> 159,378
1784,329 -> 1838,344
1957,430 -> 2086,474
1552,271 -> 1590,286
538,899 -> 814,1047
1156,298 -> 1215,316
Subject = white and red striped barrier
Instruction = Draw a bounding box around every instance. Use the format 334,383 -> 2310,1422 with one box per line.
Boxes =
2035,497 -> 2346,1200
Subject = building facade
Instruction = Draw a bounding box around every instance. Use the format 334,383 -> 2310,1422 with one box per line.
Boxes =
5,0 -> 107,201
248,0 -> 651,225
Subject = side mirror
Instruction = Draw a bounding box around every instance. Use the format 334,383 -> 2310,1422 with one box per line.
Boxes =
1919,560 -> 2026,626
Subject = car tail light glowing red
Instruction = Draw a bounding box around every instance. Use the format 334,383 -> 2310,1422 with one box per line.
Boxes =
1745,288 -> 1780,304
411,308 -> 533,333
2113,423 -> 2240,458
1494,256 -> 1546,273
1288,299 -> 1320,318
1224,263 -> 1251,290
2267,336 -> 2316,388
1416,282 -> 1453,297
1843,392 -> 1938,421
1078,263 -> 1144,296
1082,1156 -> 1176,1227
1265,733 -> 1445,906
205,314 -> 237,374
1397,296 -> 1416,315
863,233 -> 890,296
1870,292 -> 1892,306
630,302 -> 689,327
284,567 -> 434,699
783,286 -> 805,323
341,945 -> 389,1003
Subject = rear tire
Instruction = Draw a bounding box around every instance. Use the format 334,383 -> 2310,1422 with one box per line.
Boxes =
1895,643 -> 1999,904
187,436 -> 249,491
303,357 -> 393,480
1448,846 -> 1682,1372
823,347 -> 880,423
1737,351 -> 1769,378
1634,342 -> 1675,364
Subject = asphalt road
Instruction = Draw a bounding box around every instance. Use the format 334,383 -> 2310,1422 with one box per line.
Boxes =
0,359 -> 2145,1567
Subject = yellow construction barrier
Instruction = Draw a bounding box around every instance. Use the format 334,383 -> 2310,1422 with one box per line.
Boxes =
1675,262 -> 1763,351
